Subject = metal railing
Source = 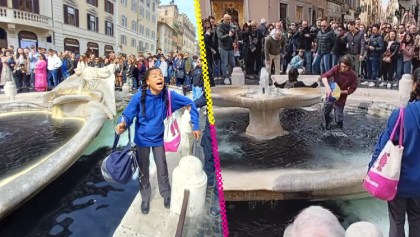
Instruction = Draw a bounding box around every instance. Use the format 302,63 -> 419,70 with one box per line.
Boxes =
175,189 -> 190,237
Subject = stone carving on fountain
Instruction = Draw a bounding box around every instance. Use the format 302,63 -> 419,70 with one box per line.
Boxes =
42,64 -> 117,119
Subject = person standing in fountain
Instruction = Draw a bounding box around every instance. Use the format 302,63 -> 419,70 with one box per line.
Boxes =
369,68 -> 420,237
34,54 -> 48,92
321,55 -> 358,130
115,67 -> 201,215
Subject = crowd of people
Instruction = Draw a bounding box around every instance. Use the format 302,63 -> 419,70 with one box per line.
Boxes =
202,10 -> 420,88
0,44 -> 200,95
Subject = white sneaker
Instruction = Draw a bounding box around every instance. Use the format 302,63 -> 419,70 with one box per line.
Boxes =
393,83 -> 399,87
379,82 -> 387,87
387,83 -> 392,89
368,82 -> 376,87
361,81 -> 369,86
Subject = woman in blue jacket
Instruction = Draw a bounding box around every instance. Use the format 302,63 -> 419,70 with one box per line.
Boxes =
115,67 -> 201,214
369,68 -> 420,237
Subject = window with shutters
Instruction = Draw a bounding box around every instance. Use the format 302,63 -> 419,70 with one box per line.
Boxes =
140,7 -> 144,17
139,24 -> 144,34
87,14 -> 98,32
132,21 -> 137,32
122,15 -> 127,27
121,0 -> 127,6
63,5 -> 79,27
105,21 -> 114,36
151,31 -> 155,39
121,35 -> 127,45
146,11 -> 150,21
12,0 -> 40,14
152,2 -> 155,11
132,0 -> 137,12
146,0 -> 150,8
87,0 -> 98,7
145,42 -> 149,50
131,38 -> 136,47
105,1 -> 114,15
146,27 -> 150,37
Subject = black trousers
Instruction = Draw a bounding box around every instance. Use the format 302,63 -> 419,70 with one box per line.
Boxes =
388,197 -> 420,237
136,146 -> 171,202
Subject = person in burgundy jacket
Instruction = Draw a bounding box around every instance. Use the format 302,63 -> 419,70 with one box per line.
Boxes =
321,55 -> 358,130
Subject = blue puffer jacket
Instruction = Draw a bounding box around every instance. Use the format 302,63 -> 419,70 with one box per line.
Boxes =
369,101 -> 420,198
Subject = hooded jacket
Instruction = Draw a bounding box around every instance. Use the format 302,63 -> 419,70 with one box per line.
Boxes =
121,89 -> 200,147
369,101 -> 420,197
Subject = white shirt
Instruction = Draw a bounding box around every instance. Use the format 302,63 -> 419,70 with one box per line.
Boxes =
47,54 -> 62,70
159,61 -> 168,77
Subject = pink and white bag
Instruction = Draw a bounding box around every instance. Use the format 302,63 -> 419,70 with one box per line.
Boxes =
164,90 -> 181,152
363,108 -> 405,201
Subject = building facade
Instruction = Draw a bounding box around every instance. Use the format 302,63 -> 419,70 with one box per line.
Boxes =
199,0 -> 328,26
179,13 -> 196,55
116,0 -> 159,55
0,0 -> 54,50
157,3 -> 196,55
0,0 -> 159,57
358,0 -> 381,25
157,19 -> 175,54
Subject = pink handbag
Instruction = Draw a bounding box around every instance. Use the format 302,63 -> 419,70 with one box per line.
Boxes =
164,90 -> 181,152
363,108 -> 404,201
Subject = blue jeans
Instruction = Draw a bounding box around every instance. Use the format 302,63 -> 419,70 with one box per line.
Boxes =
47,69 -> 58,87
218,47 -> 234,79
213,59 -> 221,78
368,56 -> 380,81
312,53 -> 331,75
332,55 -> 339,67
403,61 -> 412,75
62,71 -> 70,80
202,118 -> 216,189
304,50 -> 312,74
395,56 -> 403,81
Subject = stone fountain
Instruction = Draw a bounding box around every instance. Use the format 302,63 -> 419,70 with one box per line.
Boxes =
211,68 -> 322,139
0,65 -> 116,219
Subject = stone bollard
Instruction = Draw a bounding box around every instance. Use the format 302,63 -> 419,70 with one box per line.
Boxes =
170,155 -> 207,217
179,109 -> 192,157
345,221 -> 383,237
231,67 -> 245,86
4,81 -> 17,101
399,74 -> 413,108
122,83 -> 130,96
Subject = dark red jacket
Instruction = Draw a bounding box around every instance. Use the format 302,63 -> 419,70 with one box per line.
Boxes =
322,65 -> 358,106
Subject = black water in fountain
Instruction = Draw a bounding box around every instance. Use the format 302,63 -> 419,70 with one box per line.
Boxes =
216,107 -> 387,171
217,107 -> 387,236
0,112 -> 83,179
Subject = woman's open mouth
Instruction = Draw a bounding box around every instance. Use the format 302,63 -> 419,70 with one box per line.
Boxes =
156,82 -> 163,86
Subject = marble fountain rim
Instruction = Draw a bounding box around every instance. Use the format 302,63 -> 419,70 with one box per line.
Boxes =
211,86 -> 322,109
0,97 -> 108,220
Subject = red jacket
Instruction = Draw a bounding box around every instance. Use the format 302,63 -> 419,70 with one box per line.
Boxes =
322,65 -> 358,107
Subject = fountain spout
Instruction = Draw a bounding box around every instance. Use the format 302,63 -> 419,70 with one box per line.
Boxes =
259,68 -> 269,95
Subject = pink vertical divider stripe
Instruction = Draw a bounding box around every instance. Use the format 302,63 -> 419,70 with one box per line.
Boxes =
210,124 -> 229,236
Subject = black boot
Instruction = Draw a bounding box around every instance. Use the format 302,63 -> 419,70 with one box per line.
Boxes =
336,121 -> 343,130
164,197 -> 171,209
141,201 -> 150,214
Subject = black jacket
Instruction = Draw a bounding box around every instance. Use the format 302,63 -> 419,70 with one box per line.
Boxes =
316,28 -> 336,55
298,27 -> 316,51
216,23 -> 235,51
